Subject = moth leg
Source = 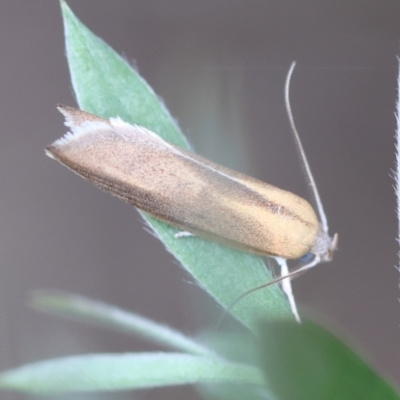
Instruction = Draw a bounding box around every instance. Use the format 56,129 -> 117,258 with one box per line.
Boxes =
174,231 -> 194,239
274,257 -> 301,323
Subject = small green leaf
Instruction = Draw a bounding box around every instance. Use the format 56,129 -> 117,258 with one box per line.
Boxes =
31,291 -> 215,357
0,353 -> 266,394
258,319 -> 400,400
59,0 -> 292,330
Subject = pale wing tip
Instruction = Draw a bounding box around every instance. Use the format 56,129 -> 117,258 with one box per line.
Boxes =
45,140 -> 70,162
48,105 -> 112,153
46,105 -> 112,165
48,106 -> 175,163
45,143 -> 65,164
57,103 -> 75,115
44,145 -> 56,160
48,130 -> 83,149
45,119 -> 112,162
57,104 -> 81,128
57,104 -> 109,129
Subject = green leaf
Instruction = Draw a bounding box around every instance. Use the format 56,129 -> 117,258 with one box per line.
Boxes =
198,382 -> 276,400
60,0 -> 292,330
196,331 -> 276,400
0,353 -> 266,394
31,291 -> 215,357
258,319 -> 400,400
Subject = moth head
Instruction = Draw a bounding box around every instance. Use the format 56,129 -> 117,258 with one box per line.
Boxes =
310,227 -> 338,264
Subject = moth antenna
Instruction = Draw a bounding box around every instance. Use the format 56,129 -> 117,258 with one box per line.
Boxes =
215,256 -> 320,330
285,62 -> 329,233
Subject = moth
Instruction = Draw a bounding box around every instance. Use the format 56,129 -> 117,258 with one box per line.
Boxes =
46,63 -> 337,320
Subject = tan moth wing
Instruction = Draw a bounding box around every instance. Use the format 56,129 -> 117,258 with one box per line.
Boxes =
46,106 -> 319,259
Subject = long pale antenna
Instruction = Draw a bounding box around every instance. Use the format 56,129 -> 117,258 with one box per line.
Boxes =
285,62 -> 328,233
217,64 -> 336,329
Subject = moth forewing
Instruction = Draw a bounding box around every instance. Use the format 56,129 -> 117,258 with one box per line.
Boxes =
177,148 -> 321,257
46,106 -> 321,261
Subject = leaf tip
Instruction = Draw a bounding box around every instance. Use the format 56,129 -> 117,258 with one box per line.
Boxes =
60,0 -> 76,27
59,0 -> 69,12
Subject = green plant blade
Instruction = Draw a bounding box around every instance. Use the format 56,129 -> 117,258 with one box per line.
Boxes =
258,319 -> 400,400
198,383 -> 276,400
60,0 -> 292,330
196,331 -> 276,400
31,291 -> 215,357
0,353 -> 266,394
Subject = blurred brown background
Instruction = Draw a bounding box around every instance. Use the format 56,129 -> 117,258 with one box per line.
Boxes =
1,1 -> 400,399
